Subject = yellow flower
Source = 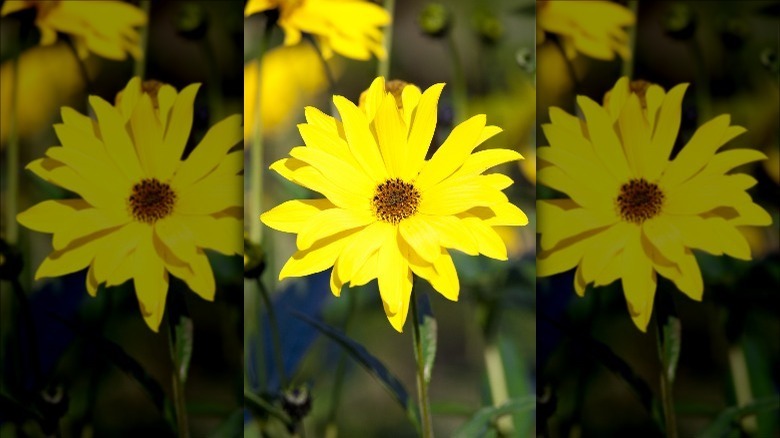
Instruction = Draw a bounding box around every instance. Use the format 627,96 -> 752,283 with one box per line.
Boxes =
537,0 -> 634,61
537,77 -> 772,332
1,42 -> 95,147
17,77 -> 243,332
1,0 -> 146,60
261,77 -> 528,332
244,43 -> 337,139
245,0 -> 390,60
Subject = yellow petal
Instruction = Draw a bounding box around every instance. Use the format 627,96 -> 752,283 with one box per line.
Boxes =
415,114 -> 486,190
619,93 -> 650,176
374,91 -> 406,178
288,146 -> 374,199
660,114 -> 731,189
422,215 -> 479,256
537,199 -> 617,251
418,177 -> 507,216
580,222 -> 631,282
261,198 -> 335,233
399,215 -> 441,263
176,175 -> 242,215
645,83 -> 688,181
89,95 -> 144,181
642,216 -> 685,265
17,199 -> 89,233
296,209 -> 374,251
332,95 -> 388,182
163,248 -> 216,302
337,221 -> 394,283
402,83 -> 445,180
377,230 -> 411,317
179,215 -> 242,255
576,95 -> 631,182
622,229 -> 656,332
451,148 -> 522,179
160,84 -> 200,180
173,114 -> 242,189
459,216 -> 507,260
130,93 -> 165,178
35,228 -> 111,280
93,222 -> 145,282
279,229 -> 357,280
52,208 -> 129,251
134,236 -> 168,332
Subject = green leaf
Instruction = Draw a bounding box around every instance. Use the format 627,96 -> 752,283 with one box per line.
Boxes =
697,396 -> 780,438
173,315 -> 194,384
52,315 -> 168,413
416,293 -> 437,387
291,311 -> 416,426
656,289 -> 681,384
452,396 -> 536,438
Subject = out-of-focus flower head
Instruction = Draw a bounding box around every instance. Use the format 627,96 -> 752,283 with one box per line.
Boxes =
1,0 -> 147,60
537,77 -> 771,332
244,43 -> 337,140
261,77 -> 528,332
17,77 -> 243,332
537,0 -> 634,61
0,42 -> 95,146
244,0 -> 390,60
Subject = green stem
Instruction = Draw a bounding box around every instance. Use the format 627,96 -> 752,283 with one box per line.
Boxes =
484,339 -> 514,435
249,22 -> 271,245
324,290 -> 358,437
243,388 -> 292,426
134,0 -> 151,79
656,324 -> 678,438
620,0 -> 639,79
257,278 -> 286,388
168,313 -> 190,437
377,0 -> 395,78
446,32 -> 467,124
728,343 -> 758,433
6,34 -> 20,245
411,294 -> 433,437
307,35 -> 337,96
689,38 -> 712,123
199,39 -> 223,122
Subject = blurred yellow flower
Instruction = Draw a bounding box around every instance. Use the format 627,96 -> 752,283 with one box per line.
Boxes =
17,77 -> 243,332
245,0 -> 390,60
261,77 -> 528,332
1,0 -> 147,60
537,0 -> 634,60
1,42 -> 95,146
537,77 -> 771,332
244,43 -> 335,140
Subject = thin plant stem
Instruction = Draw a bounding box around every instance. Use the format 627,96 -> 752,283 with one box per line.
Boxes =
621,0 -> 639,79
306,35 -> 336,95
445,32 -> 467,124
728,343 -> 758,432
6,31 -> 20,245
484,340 -> 514,435
199,39 -> 223,122
324,290 -> 358,437
656,323 -> 678,438
411,293 -> 433,438
244,388 -> 292,426
134,0 -> 151,79
249,21 -> 271,245
689,38 -> 712,123
377,0 -> 395,79
168,313 -> 190,437
257,278 -> 287,388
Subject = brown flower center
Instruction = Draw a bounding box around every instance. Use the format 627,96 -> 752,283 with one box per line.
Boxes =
372,178 -> 420,224
129,179 -> 176,224
616,178 -> 664,224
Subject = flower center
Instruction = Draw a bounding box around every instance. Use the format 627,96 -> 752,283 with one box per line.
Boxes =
129,178 -> 176,224
372,178 -> 420,224
616,178 -> 664,224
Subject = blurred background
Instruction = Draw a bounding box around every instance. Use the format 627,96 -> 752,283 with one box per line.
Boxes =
537,1 -> 779,437
1,1 -> 244,436
244,0 -> 536,436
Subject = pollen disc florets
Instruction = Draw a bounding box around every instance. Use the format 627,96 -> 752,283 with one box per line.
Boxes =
617,178 -> 664,224
129,178 -> 176,224
372,178 -> 420,225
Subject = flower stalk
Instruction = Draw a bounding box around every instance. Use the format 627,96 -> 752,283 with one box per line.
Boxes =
168,310 -> 190,438
656,319 -> 678,438
249,20 -> 271,245
620,0 -> 639,79
6,29 -> 21,245
134,0 -> 151,80
257,278 -> 287,388
377,0 -> 395,79
411,294 -> 433,437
